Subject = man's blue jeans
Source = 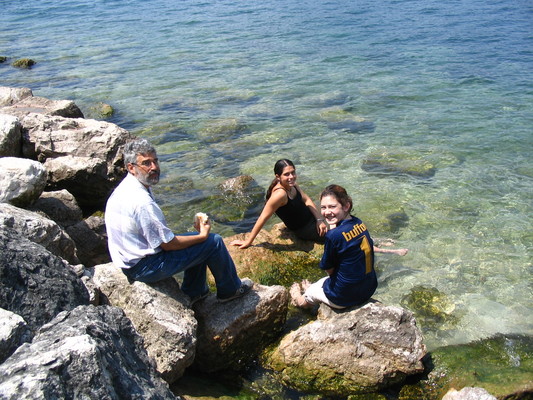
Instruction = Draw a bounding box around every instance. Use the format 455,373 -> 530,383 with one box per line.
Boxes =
123,233 -> 242,299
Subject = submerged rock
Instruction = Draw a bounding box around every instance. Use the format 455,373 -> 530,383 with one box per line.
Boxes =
197,118 -> 249,143
403,334 -> 533,400
11,58 -> 36,69
362,149 -> 436,178
88,102 -> 114,118
401,285 -> 459,330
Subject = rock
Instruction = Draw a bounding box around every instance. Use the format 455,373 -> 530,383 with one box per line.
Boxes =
207,174 -> 264,223
88,102 -> 114,118
0,308 -> 31,364
0,305 -> 177,399
197,118 -> 249,143
225,223 -> 325,287
0,226 -> 89,335
192,283 -> 289,373
30,189 -> 83,228
401,285 -> 459,331
65,215 -> 110,267
442,387 -> 497,400
361,149 -> 436,178
267,301 -> 427,396
303,91 -> 350,107
17,113 -> 132,209
0,87 -> 33,106
0,90 -> 83,118
414,334 -> 533,400
0,114 -> 22,157
0,203 -> 79,265
91,263 -> 197,383
0,157 -> 47,207
11,58 -> 36,68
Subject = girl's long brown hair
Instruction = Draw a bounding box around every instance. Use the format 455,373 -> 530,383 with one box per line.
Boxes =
266,159 -> 295,200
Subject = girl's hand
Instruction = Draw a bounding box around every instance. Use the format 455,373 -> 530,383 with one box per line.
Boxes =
230,239 -> 252,249
317,220 -> 328,236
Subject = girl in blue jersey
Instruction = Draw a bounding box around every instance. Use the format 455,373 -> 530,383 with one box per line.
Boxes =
231,159 -> 327,249
290,184 -> 384,309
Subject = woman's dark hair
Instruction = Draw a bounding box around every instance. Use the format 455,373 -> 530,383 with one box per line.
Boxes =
320,184 -> 353,213
266,159 -> 295,199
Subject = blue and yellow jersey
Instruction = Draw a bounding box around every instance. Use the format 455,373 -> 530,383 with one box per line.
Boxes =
320,215 -> 377,307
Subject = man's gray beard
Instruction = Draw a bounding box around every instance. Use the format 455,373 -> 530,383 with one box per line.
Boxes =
138,173 -> 159,187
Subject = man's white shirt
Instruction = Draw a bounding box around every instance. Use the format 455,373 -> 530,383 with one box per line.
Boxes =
105,173 -> 175,269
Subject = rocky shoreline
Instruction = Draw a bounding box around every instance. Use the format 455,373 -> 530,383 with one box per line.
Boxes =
0,87 -> 530,399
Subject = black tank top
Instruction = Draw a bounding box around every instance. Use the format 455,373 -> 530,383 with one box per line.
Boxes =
275,187 -> 315,231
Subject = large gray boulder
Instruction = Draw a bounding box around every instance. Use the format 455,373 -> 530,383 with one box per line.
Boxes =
0,114 -> 22,157
192,283 -> 289,373
65,215 -> 109,267
0,226 -> 89,335
0,305 -> 178,400
0,87 -> 83,118
18,113 -> 132,209
30,189 -> 83,228
0,87 -> 33,107
442,387 -> 497,400
91,263 -> 197,384
0,203 -> 79,265
0,157 -> 47,207
0,308 -> 31,364
268,301 -> 427,396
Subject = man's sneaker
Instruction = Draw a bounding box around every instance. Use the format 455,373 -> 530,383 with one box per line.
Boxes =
217,279 -> 254,303
189,290 -> 210,306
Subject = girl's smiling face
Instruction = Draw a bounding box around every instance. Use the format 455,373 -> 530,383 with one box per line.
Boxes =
320,194 -> 351,227
277,165 -> 297,187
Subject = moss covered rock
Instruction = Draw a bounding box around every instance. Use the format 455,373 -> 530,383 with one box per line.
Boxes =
266,302 -> 426,396
197,118 -> 249,143
401,285 -> 459,330
88,102 -> 114,119
12,58 -> 36,68
225,223 -> 324,286
404,334 -> 533,399
362,149 -> 436,178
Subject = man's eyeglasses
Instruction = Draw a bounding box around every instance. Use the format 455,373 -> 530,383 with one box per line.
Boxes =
131,159 -> 159,168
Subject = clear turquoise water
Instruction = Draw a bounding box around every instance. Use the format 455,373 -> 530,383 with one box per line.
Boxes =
2,0 -> 532,351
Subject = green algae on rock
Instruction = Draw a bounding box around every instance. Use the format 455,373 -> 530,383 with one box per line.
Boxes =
12,58 -> 36,68
402,334 -> 533,399
401,285 -> 459,331
362,149 -> 437,178
88,102 -> 114,119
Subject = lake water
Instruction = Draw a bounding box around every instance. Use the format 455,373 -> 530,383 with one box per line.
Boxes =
2,0 -> 531,354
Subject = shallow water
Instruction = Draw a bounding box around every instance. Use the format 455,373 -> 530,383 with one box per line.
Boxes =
2,0 -> 532,351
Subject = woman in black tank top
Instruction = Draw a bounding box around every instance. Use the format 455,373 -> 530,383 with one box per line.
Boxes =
230,159 -> 327,249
